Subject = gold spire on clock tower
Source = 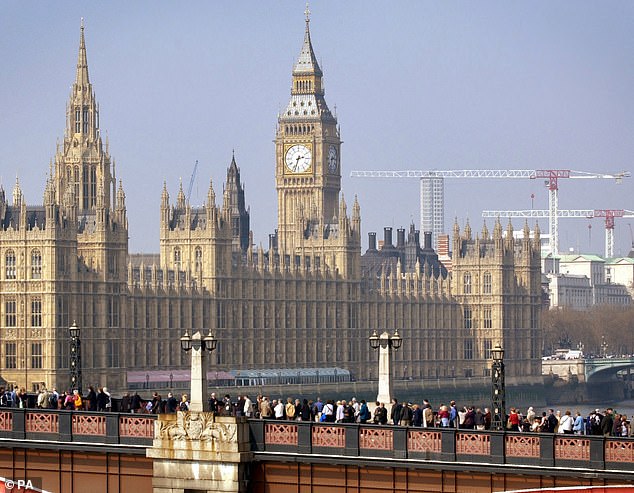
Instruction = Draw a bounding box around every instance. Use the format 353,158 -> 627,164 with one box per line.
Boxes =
275,7 -> 342,254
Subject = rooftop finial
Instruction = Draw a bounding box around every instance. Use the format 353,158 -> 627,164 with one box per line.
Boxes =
81,17 -> 84,29
305,2 -> 311,25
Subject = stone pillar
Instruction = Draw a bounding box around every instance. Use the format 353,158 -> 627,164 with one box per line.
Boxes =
189,332 -> 207,412
147,412 -> 252,493
376,331 -> 392,405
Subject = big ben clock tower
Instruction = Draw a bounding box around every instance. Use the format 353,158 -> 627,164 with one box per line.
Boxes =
276,6 -> 341,254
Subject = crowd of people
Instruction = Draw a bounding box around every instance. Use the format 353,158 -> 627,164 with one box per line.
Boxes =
212,393 -> 632,438
1,384 -> 631,437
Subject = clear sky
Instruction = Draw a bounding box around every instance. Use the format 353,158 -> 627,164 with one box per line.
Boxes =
1,1 -> 633,256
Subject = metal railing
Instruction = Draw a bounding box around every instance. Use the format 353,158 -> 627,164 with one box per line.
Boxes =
0,408 -> 155,447
248,420 -> 634,471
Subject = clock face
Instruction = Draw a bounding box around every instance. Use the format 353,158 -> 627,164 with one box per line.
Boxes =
285,144 -> 312,173
328,145 -> 338,173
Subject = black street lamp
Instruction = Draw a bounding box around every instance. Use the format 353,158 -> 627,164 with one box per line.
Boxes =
369,329 -> 402,351
491,343 -> 506,431
69,321 -> 82,394
180,330 -> 217,352
169,372 -> 174,389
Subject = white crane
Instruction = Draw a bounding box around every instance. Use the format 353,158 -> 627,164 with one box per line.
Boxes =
482,209 -> 634,258
350,169 -> 630,255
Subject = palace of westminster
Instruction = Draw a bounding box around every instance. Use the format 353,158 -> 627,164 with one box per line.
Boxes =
0,16 -> 542,393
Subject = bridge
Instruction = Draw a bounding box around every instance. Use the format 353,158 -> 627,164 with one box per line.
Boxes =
0,408 -> 633,492
583,357 -> 634,382
542,356 -> 634,384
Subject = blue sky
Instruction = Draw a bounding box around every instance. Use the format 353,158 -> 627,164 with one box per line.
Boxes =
1,1 -> 633,255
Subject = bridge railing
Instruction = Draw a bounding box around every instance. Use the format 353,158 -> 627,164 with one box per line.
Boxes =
248,420 -> 634,470
0,408 -> 156,446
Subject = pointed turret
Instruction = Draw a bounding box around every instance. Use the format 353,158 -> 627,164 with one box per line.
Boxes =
452,218 -> 460,239
12,177 -> 22,208
493,217 -> 503,240
339,193 -> 347,218
351,195 -> 361,233
506,219 -> 514,240
207,178 -> 216,208
481,221 -> 489,241
293,6 -> 323,77
54,21 -> 116,214
533,222 -> 542,254
161,181 -> 169,209
222,154 -> 250,253
463,220 -> 472,241
76,19 -> 90,88
177,180 -> 186,209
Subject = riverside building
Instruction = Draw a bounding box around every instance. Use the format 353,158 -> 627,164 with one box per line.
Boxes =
0,16 -> 542,393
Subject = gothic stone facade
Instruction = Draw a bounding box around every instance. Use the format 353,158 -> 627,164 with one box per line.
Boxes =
0,19 -> 542,393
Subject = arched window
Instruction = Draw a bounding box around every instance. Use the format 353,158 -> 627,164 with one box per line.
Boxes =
483,272 -> 492,294
195,247 -> 202,272
5,251 -> 16,279
31,250 -> 42,279
82,106 -> 89,133
174,248 -> 181,270
75,107 -> 81,133
463,272 -> 472,294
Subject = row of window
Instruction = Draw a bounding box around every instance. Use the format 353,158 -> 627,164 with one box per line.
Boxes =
5,296 -> 120,329
463,272 -> 492,295
5,250 -> 42,280
463,306 -> 493,329
5,342 -> 42,369
4,299 -> 42,327
74,106 -> 98,134
463,338 -> 493,360
173,247 -> 203,271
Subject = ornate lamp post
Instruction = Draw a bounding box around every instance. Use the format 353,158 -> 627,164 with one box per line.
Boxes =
69,321 -> 82,394
180,330 -> 217,412
491,343 -> 506,431
369,329 -> 402,405
601,336 -> 608,358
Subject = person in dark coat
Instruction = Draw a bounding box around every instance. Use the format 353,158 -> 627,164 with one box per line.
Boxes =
299,399 -> 312,421
390,398 -> 403,426
85,386 -> 97,411
208,392 -> 219,414
166,392 -> 178,413
412,404 -> 423,427
120,392 -> 131,413
601,408 -> 614,437
131,392 -> 142,413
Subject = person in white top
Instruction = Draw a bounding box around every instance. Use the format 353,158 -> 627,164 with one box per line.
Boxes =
558,410 -> 574,434
336,401 -> 345,423
274,399 -> 284,420
243,395 -> 253,417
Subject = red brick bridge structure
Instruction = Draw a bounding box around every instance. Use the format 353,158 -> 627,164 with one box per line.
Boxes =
0,409 -> 633,492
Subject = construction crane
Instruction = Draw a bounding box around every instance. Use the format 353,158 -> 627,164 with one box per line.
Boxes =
481,209 -> 634,258
187,160 -> 198,203
350,169 -> 630,255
